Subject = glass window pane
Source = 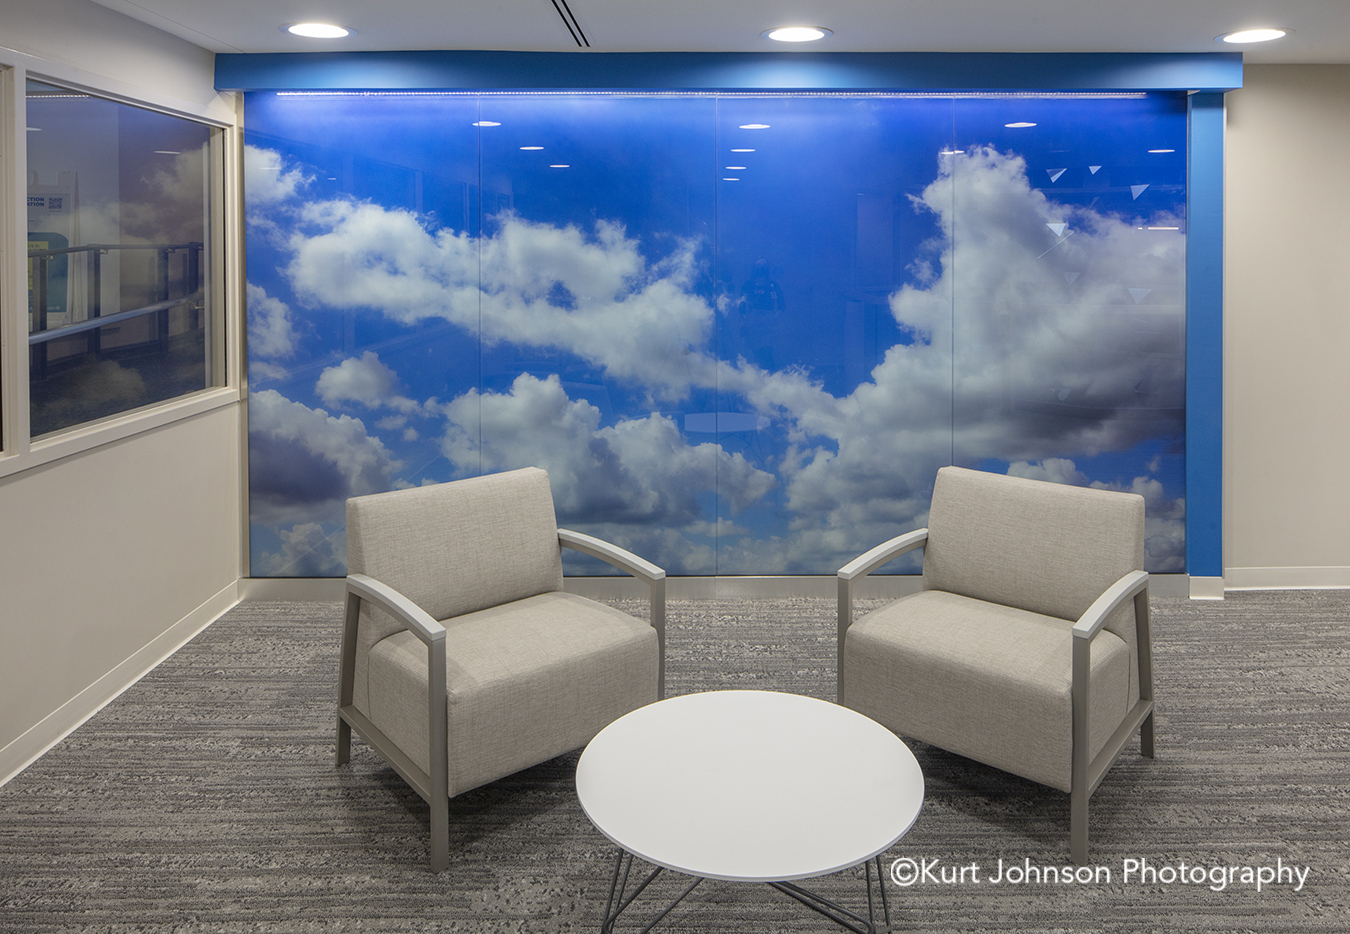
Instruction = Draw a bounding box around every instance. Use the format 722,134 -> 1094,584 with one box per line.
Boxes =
26,78 -> 217,437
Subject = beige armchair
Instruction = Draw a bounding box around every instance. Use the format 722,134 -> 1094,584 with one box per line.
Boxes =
336,467 -> 665,871
837,466 -> 1154,863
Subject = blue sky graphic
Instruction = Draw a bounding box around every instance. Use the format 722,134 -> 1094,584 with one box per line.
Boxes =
243,91 -> 1188,577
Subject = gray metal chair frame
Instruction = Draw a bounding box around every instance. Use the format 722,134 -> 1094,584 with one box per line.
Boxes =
337,528 -> 665,872
837,529 -> 1154,865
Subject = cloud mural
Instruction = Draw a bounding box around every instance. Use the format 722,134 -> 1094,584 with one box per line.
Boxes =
243,93 -> 1188,576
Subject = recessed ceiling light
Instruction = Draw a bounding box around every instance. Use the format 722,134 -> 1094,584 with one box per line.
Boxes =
731,148 -> 755,153
549,164 -> 570,168
763,26 -> 832,42
726,166 -> 747,170
1219,28 -> 1288,44
739,124 -> 770,130
284,23 -> 351,38
520,146 -> 544,150
1148,149 -> 1176,153
723,177 -> 740,181
473,121 -> 501,127
26,127 -> 40,132
1148,226 -> 1181,230
154,150 -> 181,155
1005,122 -> 1037,128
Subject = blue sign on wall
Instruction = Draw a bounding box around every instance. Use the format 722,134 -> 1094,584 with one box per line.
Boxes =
244,90 -> 1188,577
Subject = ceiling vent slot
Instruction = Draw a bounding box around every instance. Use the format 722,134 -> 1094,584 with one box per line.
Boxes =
550,0 -> 590,47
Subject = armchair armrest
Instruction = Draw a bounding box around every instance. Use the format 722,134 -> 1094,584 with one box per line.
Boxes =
836,528 -> 928,703
558,528 -> 667,699
346,572 -> 447,645
1070,567 -> 1151,854
558,529 -> 666,584
338,572 -> 449,870
837,528 -> 929,582
1072,570 -> 1149,642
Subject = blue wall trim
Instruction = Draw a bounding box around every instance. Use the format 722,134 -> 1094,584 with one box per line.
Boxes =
216,50 -> 1242,92
1186,92 -> 1225,578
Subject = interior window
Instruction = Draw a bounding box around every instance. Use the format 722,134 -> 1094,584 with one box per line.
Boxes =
26,78 -> 220,437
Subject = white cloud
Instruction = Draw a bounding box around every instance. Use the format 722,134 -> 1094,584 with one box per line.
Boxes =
245,144 -> 309,206
440,370 -> 775,531
254,522 -> 347,577
286,205 -> 718,401
1088,472 -> 1187,572
316,351 -> 425,415
1008,457 -> 1090,486
712,147 -> 1187,570
246,283 -> 297,359
247,389 -> 401,526
118,149 -> 207,246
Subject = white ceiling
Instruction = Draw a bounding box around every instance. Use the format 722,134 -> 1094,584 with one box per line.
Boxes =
91,0 -> 1350,64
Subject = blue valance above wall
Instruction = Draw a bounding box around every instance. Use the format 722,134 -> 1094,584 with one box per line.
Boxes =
215,50 -> 1242,93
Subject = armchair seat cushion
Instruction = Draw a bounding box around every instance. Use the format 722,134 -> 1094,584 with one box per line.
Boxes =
364,591 -> 659,797
843,589 -> 1130,792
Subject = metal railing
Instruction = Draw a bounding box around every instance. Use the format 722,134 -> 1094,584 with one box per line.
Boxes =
28,241 -> 204,379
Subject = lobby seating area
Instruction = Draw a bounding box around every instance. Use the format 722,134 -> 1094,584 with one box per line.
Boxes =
0,591 -> 1344,932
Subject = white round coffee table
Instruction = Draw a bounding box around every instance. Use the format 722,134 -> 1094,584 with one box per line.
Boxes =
576,690 -> 924,933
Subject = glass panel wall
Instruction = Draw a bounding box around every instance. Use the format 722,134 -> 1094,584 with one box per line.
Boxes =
243,91 -> 1187,577
26,79 -> 218,437
948,95 -> 1188,571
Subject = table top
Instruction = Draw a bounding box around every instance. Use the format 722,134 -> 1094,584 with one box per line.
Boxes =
575,690 -> 924,883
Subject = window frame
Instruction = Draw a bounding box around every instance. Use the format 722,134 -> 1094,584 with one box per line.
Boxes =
0,49 -> 241,481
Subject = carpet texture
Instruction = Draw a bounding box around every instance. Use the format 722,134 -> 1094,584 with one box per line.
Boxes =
1,591 -> 1347,932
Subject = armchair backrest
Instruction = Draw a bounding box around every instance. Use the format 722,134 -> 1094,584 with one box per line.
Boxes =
923,466 -> 1146,699
347,466 -> 564,625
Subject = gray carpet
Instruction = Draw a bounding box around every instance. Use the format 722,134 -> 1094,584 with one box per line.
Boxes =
1,591 -> 1347,932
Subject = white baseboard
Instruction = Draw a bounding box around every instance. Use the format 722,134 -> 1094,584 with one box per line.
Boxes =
242,574 -> 1195,601
0,581 -> 240,788
238,577 -> 345,602
1189,576 -> 1225,600
1224,566 -> 1350,591
566,575 -> 929,601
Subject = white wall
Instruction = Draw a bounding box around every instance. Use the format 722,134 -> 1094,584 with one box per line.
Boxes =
0,0 -> 226,114
1225,64 -> 1350,589
0,0 -> 243,780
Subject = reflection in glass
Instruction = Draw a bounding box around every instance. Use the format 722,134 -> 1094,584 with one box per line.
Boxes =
26,79 -> 217,437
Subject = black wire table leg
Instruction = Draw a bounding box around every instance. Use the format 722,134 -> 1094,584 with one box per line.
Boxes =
600,847 -> 891,934
876,855 -> 892,933
600,847 -> 701,934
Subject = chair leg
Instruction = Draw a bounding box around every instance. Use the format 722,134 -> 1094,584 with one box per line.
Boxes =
1140,710 -> 1156,759
430,793 -> 449,872
336,715 -> 351,766
1070,787 -> 1089,866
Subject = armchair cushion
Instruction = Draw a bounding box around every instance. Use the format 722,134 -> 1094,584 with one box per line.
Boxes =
922,466 -> 1145,706
844,590 -> 1130,792
347,467 -> 565,713
365,591 -> 659,796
